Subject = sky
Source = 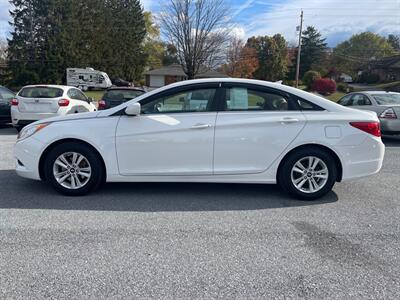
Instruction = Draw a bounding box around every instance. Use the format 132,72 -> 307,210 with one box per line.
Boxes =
1,0 -> 399,46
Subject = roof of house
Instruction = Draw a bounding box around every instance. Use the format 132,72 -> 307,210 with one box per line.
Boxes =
365,55 -> 400,69
145,64 -> 228,78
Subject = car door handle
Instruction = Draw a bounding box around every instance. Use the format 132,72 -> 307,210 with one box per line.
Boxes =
191,123 -> 211,129
280,117 -> 299,124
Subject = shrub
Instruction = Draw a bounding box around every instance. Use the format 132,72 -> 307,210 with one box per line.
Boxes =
337,82 -> 349,93
312,78 -> 337,95
303,70 -> 321,90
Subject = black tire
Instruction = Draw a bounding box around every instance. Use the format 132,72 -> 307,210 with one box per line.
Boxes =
278,147 -> 337,200
43,142 -> 104,196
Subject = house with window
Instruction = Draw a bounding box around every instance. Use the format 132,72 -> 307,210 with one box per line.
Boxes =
145,64 -> 228,89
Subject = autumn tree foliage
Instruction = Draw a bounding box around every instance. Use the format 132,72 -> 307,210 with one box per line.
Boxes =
221,38 -> 259,78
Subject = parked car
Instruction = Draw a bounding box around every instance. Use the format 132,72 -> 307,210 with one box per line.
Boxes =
11,85 -> 97,131
98,87 -> 145,110
0,86 -> 15,125
338,91 -> 400,135
110,77 -> 131,87
14,78 -> 384,200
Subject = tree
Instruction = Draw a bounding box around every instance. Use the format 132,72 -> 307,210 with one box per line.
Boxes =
221,38 -> 258,78
7,0 -> 147,85
246,34 -> 288,81
388,34 -> 400,51
159,0 -> 231,79
0,39 -> 7,62
333,32 -> 395,75
300,26 -> 328,77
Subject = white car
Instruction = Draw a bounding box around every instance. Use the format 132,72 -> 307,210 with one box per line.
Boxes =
11,85 -> 97,131
14,79 -> 385,200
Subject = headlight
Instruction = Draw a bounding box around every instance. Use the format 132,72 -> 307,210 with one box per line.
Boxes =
17,123 -> 50,141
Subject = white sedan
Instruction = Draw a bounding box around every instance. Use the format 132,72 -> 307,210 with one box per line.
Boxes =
11,85 -> 97,131
14,79 -> 385,200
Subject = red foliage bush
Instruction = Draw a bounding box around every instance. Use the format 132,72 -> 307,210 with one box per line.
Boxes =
311,78 -> 336,95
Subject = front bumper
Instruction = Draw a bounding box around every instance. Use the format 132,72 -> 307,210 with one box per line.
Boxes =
14,137 -> 44,180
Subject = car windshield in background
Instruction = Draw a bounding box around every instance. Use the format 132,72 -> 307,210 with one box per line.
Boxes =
372,94 -> 400,105
19,87 -> 63,98
104,90 -> 144,101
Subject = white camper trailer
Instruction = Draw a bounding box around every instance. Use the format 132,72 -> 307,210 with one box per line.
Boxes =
66,68 -> 112,90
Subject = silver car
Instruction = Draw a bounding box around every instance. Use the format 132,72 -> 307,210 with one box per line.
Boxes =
338,91 -> 400,135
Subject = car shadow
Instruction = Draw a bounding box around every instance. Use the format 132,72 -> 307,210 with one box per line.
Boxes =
382,136 -> 400,147
0,170 -> 338,212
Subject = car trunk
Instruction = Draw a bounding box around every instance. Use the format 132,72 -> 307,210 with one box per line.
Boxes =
17,97 -> 61,113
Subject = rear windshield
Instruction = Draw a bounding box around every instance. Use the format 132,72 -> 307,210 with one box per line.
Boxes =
19,87 -> 64,98
0,87 -> 15,100
372,94 -> 400,105
104,89 -> 144,101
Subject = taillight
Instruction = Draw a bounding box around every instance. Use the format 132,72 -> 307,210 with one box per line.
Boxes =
98,100 -> 106,110
10,98 -> 18,106
379,108 -> 397,119
350,121 -> 381,137
58,99 -> 70,107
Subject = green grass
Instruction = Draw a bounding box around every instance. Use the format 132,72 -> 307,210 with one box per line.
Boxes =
325,92 -> 346,102
86,90 -> 105,101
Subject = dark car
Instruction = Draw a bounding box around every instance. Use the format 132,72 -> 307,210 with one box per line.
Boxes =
110,77 -> 131,87
98,87 -> 146,110
0,86 -> 15,125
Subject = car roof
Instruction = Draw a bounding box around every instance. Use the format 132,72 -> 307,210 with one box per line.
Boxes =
362,91 -> 400,95
21,85 -> 74,91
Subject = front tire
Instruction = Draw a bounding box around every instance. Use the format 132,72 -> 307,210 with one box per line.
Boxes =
278,147 -> 337,200
43,142 -> 104,196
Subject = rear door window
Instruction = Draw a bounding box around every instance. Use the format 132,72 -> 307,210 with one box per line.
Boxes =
351,94 -> 371,106
19,87 -> 63,98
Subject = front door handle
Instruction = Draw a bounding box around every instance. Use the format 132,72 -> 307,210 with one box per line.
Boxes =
191,123 -> 211,129
280,117 -> 299,124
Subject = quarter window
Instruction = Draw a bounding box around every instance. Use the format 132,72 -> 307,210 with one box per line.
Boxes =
141,88 -> 216,114
224,87 -> 289,111
351,94 -> 371,106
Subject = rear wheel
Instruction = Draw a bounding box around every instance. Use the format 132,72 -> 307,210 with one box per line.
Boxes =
43,142 -> 104,196
278,147 -> 337,200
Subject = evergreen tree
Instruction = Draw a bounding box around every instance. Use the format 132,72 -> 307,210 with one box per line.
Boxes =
300,26 -> 328,77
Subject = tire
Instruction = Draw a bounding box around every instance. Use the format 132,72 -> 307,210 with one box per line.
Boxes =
43,142 -> 104,196
278,147 -> 337,200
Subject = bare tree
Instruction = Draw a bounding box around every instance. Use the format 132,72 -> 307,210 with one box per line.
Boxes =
159,0 -> 231,79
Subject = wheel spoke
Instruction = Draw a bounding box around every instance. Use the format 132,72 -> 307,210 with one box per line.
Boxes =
54,170 -> 69,178
78,170 -> 91,178
295,162 -> 306,171
292,166 -> 304,174
296,178 -> 307,189
72,153 -> 78,165
314,174 -> 328,179
311,158 -> 320,170
59,154 -> 70,167
311,178 -> 319,191
74,174 -> 82,187
55,159 -> 68,170
70,174 -> 77,188
308,157 -> 314,169
58,173 -> 70,184
76,155 -> 84,166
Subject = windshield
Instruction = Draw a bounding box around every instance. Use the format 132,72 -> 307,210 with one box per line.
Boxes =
0,87 -> 15,100
104,89 -> 144,101
19,87 -> 64,98
372,94 -> 400,105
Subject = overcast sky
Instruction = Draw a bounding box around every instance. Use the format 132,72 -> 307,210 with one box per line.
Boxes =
1,0 -> 399,46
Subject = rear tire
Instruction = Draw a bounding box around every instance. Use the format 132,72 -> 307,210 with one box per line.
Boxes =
43,142 -> 104,196
278,147 -> 337,200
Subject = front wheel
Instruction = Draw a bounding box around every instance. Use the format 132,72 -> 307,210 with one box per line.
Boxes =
278,148 -> 337,200
43,142 -> 104,196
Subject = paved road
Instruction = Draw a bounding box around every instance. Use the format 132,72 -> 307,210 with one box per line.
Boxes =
0,126 -> 399,299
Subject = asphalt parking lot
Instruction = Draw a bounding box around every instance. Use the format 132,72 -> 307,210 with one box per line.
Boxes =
0,126 -> 399,299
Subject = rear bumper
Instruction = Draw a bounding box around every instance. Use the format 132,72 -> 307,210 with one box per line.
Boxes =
11,107 -> 60,126
380,118 -> 400,134
335,136 -> 385,181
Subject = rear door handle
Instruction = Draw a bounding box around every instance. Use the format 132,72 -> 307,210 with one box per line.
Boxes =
280,117 -> 299,124
191,123 -> 211,129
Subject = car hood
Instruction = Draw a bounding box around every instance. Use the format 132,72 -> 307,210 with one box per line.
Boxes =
30,111 -> 101,126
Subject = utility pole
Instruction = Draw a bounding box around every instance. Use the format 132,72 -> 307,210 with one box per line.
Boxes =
295,10 -> 303,88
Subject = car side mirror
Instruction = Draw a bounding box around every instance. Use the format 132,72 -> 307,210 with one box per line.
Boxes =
125,102 -> 141,116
